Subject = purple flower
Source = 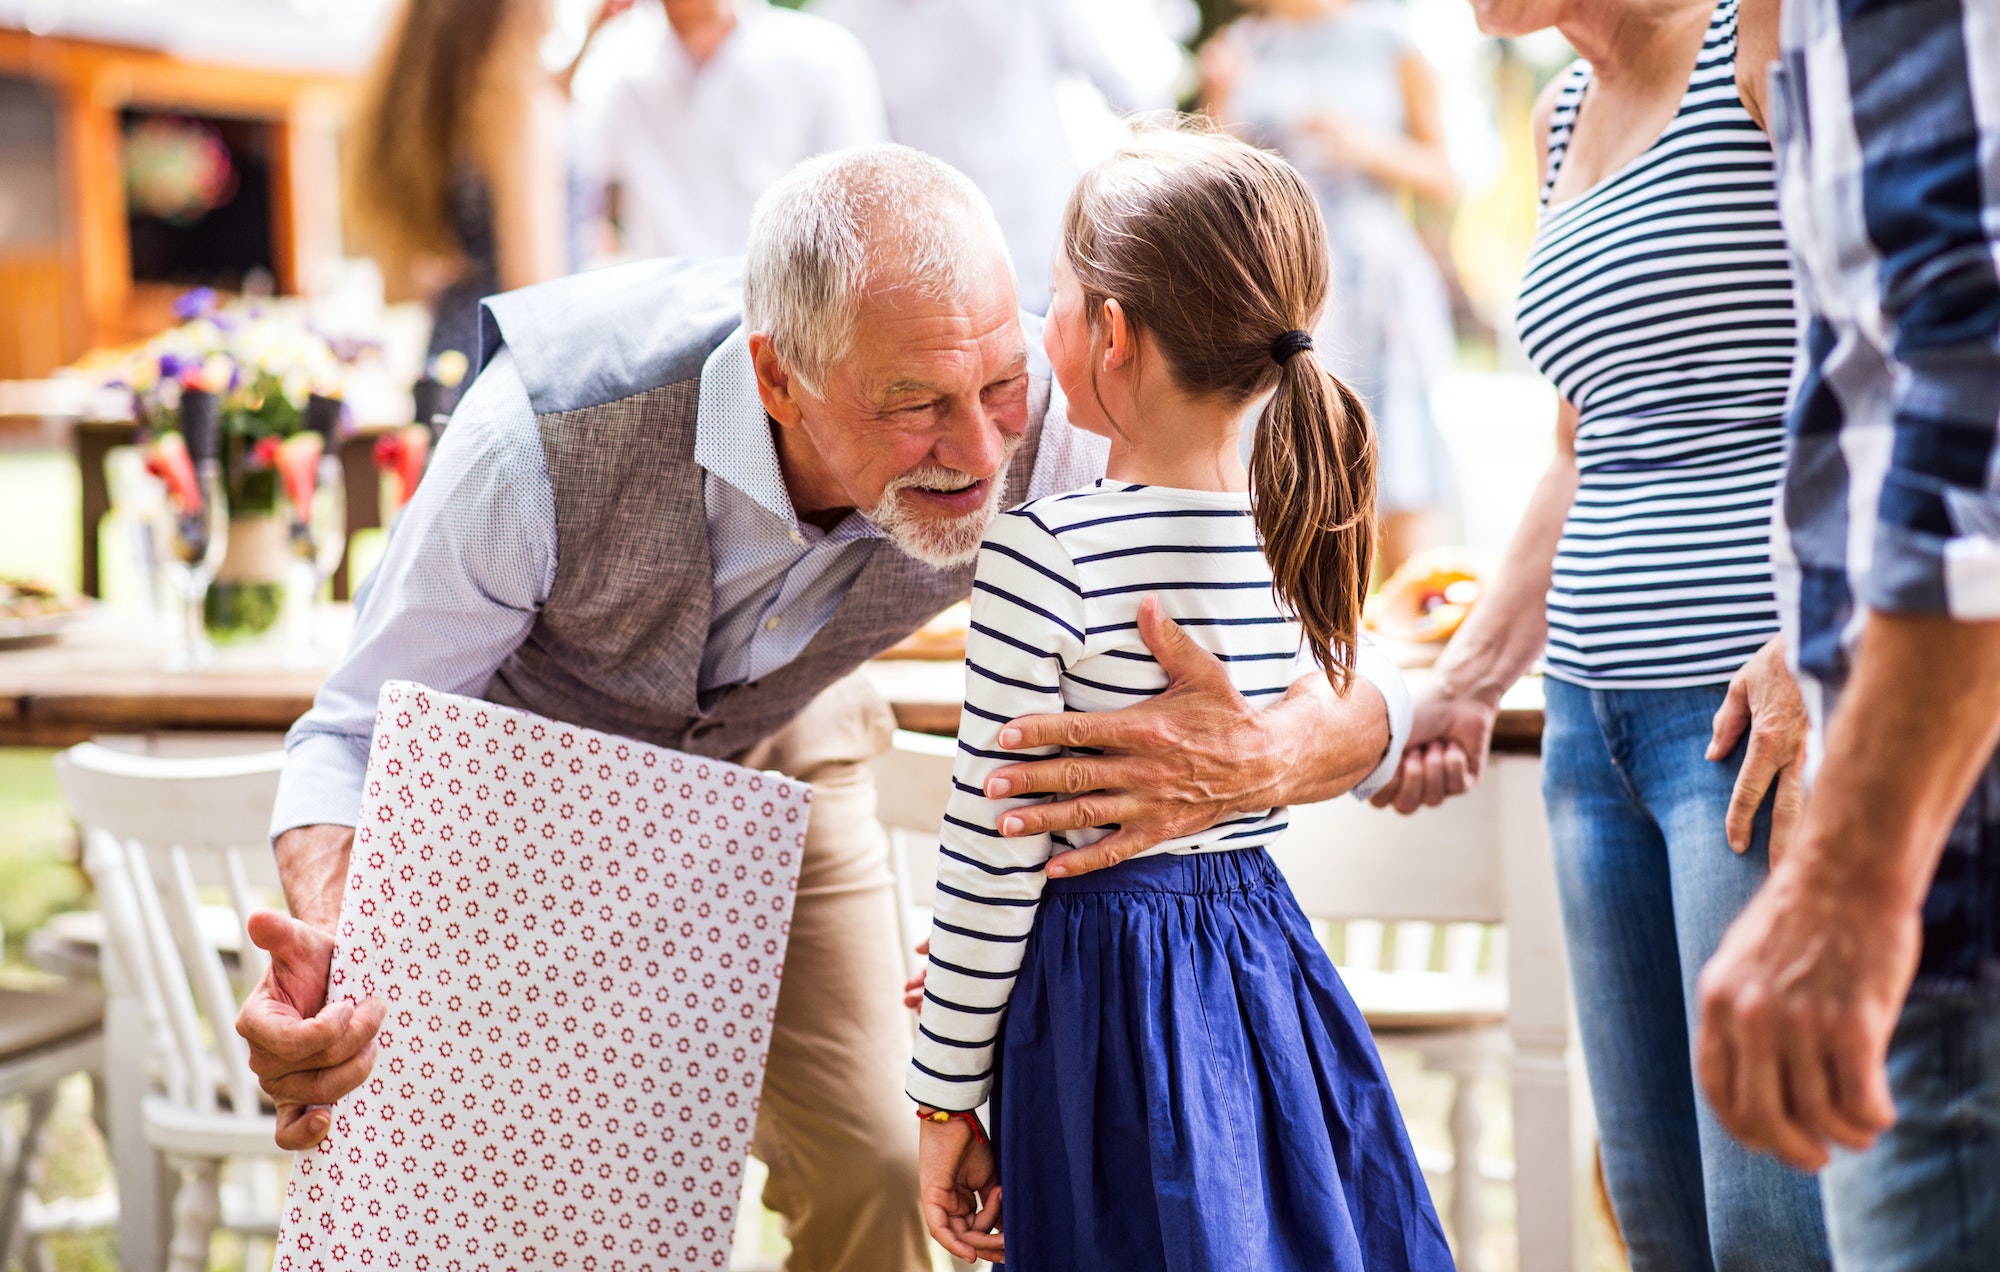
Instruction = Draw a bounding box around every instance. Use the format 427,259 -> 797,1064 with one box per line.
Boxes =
159,352 -> 187,379
171,287 -> 218,321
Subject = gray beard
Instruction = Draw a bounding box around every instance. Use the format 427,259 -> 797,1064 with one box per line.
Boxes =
865,449 -> 1018,569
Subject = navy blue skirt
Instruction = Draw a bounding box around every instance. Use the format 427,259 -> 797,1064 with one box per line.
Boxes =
989,847 -> 1455,1272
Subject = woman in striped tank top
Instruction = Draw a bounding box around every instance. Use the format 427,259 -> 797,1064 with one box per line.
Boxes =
1381,1 -> 1831,1267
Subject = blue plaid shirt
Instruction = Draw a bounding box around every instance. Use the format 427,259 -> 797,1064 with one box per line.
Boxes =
1771,0 -> 2000,998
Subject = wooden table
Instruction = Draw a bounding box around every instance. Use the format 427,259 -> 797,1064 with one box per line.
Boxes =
0,610 -> 1548,751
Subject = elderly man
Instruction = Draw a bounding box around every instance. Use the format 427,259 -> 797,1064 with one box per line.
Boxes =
1695,0 -> 2000,1266
237,145 -> 1407,1272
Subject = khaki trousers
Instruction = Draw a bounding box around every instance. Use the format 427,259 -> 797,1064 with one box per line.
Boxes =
734,673 -> 931,1272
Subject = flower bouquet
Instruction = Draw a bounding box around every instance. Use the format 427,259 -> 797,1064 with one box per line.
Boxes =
112,289 -> 349,644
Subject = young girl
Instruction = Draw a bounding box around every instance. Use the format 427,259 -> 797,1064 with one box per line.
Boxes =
908,128 -> 1455,1271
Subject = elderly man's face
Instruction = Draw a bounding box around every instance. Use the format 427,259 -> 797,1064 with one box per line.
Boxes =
753,256 -> 1030,568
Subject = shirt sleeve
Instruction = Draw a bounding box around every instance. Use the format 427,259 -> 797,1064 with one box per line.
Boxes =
1838,39 -> 2000,619
906,508 -> 1085,1111
1348,638 -> 1411,801
269,349 -> 557,838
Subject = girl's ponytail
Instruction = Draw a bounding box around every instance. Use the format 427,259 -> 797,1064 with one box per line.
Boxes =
1250,339 -> 1377,692
1061,123 -> 1379,693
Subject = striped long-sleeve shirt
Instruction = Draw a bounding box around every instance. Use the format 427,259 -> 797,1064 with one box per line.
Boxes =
904,481 -> 1409,1110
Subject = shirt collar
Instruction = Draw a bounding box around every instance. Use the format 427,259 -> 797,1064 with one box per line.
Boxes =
694,325 -> 884,542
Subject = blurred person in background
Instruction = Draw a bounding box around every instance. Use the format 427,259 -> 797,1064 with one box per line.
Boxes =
807,0 -> 1184,312
347,0 -> 572,387
1200,0 -> 1459,575
1373,1 -> 1834,1269
571,0 -> 888,260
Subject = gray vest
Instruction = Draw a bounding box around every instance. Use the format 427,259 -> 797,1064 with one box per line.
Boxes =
474,257 -> 1047,758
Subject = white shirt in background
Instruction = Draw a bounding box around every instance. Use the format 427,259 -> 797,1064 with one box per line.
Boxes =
807,0 -> 1184,310
572,0 -> 889,261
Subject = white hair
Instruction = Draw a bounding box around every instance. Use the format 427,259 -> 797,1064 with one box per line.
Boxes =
743,144 -> 1012,394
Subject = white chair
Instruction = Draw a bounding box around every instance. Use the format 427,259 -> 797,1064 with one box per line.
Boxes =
1271,758 -> 1594,1272
870,729 -> 961,985
53,743 -> 290,1272
1276,801 -> 1510,1269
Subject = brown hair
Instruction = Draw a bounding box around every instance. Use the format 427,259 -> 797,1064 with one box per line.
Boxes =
345,0 -> 519,285
1060,124 -> 1378,690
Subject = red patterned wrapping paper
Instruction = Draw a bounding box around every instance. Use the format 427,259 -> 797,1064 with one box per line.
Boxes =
274,681 -> 810,1272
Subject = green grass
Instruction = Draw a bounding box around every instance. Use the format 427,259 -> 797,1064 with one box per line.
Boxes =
0,749 -> 86,971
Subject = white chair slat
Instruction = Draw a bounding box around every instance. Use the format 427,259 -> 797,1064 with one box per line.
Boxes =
123,840 -> 216,1116
1392,920 -> 1437,973
224,850 -> 272,989
165,847 -> 261,1117
1343,919 -> 1385,971
1444,923 -> 1487,978
80,827 -> 191,1108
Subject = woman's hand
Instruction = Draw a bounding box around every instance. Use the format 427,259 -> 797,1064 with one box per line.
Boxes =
918,1115 -> 1005,1263
1370,687 -> 1499,813
1707,636 -> 1808,864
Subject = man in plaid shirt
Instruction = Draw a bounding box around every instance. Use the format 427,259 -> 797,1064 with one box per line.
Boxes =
1697,0 -> 2000,1263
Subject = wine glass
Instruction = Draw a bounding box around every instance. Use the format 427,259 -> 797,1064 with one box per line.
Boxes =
284,394 -> 349,661
154,453 -> 229,670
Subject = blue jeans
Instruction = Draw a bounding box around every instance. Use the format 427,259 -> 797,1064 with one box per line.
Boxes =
1820,999 -> 2000,1271
1542,678 -> 1832,1272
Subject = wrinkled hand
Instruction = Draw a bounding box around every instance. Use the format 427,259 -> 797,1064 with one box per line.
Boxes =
1708,636 -> 1808,863
235,910 -> 385,1150
904,939 -> 929,1012
983,597 -> 1290,877
1370,688 -> 1497,813
1696,862 -> 1912,1171
918,1116 -> 1004,1263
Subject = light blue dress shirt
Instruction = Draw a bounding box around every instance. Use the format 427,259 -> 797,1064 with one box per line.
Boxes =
272,327 -> 1410,837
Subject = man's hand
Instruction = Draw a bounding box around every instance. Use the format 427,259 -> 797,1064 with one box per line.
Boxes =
1695,861 -> 1911,1171
1707,635 -> 1808,862
237,913 -> 386,1149
917,1115 -> 1004,1263
1370,689 -> 1497,813
981,597 -> 1385,877
235,823 -> 383,1150
1697,614 -> 2000,1171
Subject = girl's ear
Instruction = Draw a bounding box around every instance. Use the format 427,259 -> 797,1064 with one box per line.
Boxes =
1100,297 -> 1135,373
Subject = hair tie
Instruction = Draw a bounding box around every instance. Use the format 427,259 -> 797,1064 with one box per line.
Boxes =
1269,329 -> 1314,364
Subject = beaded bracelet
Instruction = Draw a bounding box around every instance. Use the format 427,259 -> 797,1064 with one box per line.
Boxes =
916,1106 -> 988,1145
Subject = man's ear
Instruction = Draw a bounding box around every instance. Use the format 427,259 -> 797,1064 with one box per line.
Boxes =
748,332 -> 805,428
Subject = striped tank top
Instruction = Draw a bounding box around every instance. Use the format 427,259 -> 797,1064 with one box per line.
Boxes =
1515,0 -> 1797,688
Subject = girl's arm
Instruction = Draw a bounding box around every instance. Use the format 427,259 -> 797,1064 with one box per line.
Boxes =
906,509 -> 1085,1112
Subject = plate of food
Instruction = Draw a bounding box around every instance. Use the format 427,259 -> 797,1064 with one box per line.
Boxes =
1365,551 -> 1488,669
0,577 -> 93,646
